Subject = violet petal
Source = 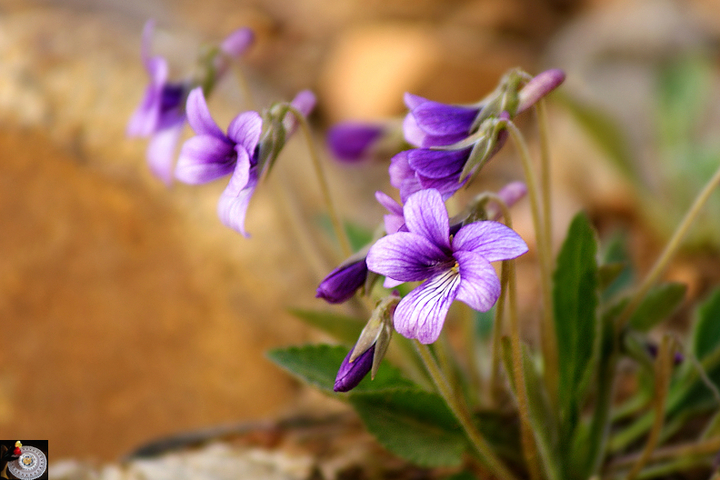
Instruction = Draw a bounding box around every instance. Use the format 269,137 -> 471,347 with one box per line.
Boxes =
393,269 -> 461,344
402,189 -> 450,251
185,87 -> 226,139
452,221 -> 528,262
175,135 -> 237,184
334,344 -> 374,392
228,111 -> 263,155
454,250 -> 501,312
366,232 -> 446,283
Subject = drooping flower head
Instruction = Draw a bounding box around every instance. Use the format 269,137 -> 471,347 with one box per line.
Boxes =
127,21 -> 255,186
393,69 -> 565,202
366,189 -> 528,344
175,87 -> 315,236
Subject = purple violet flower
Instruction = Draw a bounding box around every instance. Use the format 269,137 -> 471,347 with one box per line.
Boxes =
327,122 -> 385,162
389,147 -> 472,202
403,93 -> 480,148
366,189 -> 528,344
128,21 -> 255,186
334,344 -> 375,392
127,20 -> 189,186
175,87 -> 263,236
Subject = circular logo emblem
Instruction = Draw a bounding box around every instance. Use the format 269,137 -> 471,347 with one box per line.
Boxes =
7,446 -> 46,479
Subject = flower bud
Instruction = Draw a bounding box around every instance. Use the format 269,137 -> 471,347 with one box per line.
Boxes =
517,69 -> 566,114
334,344 -> 375,392
316,257 -> 368,304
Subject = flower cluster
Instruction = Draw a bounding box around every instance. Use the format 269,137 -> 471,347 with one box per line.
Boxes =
318,70 -> 565,390
128,21 -> 316,236
127,21 -> 254,185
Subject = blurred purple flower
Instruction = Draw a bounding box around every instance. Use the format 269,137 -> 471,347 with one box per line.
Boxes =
327,122 -> 385,162
366,189 -> 527,344
127,20 -> 189,186
128,21 -> 255,186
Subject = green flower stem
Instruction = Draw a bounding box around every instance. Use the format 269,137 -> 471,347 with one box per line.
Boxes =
625,336 -> 675,480
506,259 -> 543,480
536,99 -> 554,259
505,120 -> 558,411
287,106 -> 352,258
413,341 -> 520,480
616,160 -> 720,333
490,261 -> 509,403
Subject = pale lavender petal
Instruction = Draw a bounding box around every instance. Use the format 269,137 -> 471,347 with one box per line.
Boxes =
218,163 -> 256,237
220,27 -> 254,57
407,147 -> 470,179
228,111 -> 263,155
140,20 -> 156,69
375,191 -> 403,216
403,189 -> 450,251
404,92 -> 425,110
366,232 -> 447,282
375,191 -> 405,234
389,151 -> 413,190
454,250 -> 501,312
452,221 -> 528,262
283,90 -> 317,135
517,69 -> 565,114
127,57 -> 167,137
393,269 -> 461,344
403,113 -> 426,148
175,135 -> 237,184
412,101 -> 478,136
146,120 -> 185,186
328,122 -> 384,162
185,87 -> 226,139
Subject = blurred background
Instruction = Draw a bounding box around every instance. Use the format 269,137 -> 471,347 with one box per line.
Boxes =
2,0 -> 720,463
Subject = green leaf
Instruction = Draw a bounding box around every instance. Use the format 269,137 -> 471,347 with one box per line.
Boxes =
267,344 -> 414,393
287,308 -> 364,344
555,92 -> 640,186
628,282 -> 686,332
600,232 -> 634,301
692,288 -> 720,359
553,212 -> 599,436
349,389 -> 467,467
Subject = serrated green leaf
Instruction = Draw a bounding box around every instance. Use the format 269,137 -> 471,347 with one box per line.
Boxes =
553,212 -> 599,437
267,344 -> 414,393
349,389 -> 467,467
287,308 -> 365,344
628,282 -> 686,332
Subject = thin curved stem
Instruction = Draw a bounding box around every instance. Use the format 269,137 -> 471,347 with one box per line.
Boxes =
287,106 -> 352,258
413,341 -> 520,480
536,99 -> 553,258
505,120 -> 558,410
506,259 -> 543,480
615,160 -> 720,333
625,336 -> 674,480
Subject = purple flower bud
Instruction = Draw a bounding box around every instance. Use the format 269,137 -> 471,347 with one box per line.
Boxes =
316,259 -> 368,304
282,90 -> 316,135
220,27 -> 254,58
485,181 -> 528,221
646,343 -> 684,365
334,344 -> 375,392
517,69 -> 566,114
327,122 -> 385,162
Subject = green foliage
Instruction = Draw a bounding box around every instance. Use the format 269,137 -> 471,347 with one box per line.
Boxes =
287,308 -> 365,344
350,389 -> 468,468
553,212 -> 600,439
555,92 -> 639,185
628,282 -> 686,332
266,344 -> 414,393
